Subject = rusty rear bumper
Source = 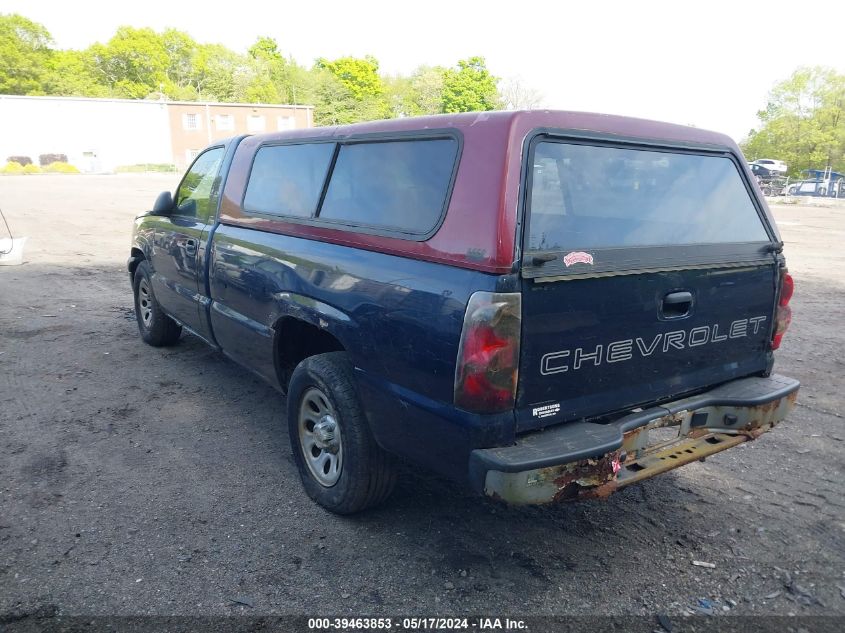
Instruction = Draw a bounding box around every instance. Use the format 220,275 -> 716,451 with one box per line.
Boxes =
469,374 -> 799,505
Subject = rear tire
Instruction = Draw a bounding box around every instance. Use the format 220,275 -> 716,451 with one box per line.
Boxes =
132,260 -> 182,347
287,352 -> 396,514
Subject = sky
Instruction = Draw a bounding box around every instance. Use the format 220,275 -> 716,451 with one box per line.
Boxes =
5,0 -> 844,142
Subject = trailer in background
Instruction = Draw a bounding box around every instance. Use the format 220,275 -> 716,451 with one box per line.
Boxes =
784,167 -> 844,198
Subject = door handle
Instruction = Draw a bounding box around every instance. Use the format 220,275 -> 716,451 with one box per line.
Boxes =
663,291 -> 692,305
661,291 -> 693,318
184,238 -> 197,256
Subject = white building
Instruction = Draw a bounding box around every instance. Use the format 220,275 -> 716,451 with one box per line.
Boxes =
0,95 -> 314,172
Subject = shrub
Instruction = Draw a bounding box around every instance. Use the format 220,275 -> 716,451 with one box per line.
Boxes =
1,161 -> 25,174
44,161 -> 80,174
39,153 -> 69,167
6,155 -> 32,166
22,163 -> 42,174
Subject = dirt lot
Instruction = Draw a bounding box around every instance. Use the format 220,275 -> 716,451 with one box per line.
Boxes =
1,175 -> 843,623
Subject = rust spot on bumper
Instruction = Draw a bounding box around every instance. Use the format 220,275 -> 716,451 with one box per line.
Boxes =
550,451 -> 621,502
482,388 -> 799,506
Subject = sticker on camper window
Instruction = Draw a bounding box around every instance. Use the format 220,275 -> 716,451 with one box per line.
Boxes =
563,251 -> 594,267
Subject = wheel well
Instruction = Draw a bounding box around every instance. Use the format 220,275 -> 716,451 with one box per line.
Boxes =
274,317 -> 345,391
129,248 -> 145,275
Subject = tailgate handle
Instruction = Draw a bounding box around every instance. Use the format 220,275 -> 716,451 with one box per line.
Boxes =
663,291 -> 692,305
662,291 -> 693,317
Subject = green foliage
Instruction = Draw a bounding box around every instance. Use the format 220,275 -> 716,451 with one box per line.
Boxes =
191,43 -> 245,101
89,26 -> 170,98
0,14 -> 506,125
248,36 -> 283,63
313,56 -> 391,125
161,28 -> 196,93
44,161 -> 80,173
316,55 -> 384,100
742,67 -> 845,176
1,161 -> 25,174
22,163 -> 42,174
43,49 -> 108,96
441,56 -> 500,113
116,163 -> 177,173
0,13 -> 53,94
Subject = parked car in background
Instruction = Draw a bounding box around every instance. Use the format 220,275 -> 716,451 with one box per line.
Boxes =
750,163 -> 777,179
752,158 -> 788,174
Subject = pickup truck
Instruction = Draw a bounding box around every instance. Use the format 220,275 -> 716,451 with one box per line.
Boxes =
129,110 -> 799,514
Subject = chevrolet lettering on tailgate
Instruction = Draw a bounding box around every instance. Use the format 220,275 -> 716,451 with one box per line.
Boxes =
540,316 -> 769,375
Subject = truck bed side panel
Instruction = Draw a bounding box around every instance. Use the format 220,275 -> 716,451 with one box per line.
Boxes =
208,225 -> 513,477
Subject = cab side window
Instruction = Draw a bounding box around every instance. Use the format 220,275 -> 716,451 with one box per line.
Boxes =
175,147 -> 225,222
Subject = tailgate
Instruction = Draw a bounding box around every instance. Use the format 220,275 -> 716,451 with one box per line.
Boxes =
517,137 -> 778,431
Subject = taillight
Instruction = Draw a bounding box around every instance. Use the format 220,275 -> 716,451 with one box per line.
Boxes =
772,272 -> 794,350
454,292 -> 521,413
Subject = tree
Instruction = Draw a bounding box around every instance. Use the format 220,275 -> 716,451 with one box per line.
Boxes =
0,13 -> 54,94
313,55 -> 391,123
0,14 -> 514,127
500,76 -> 543,110
43,49 -> 108,97
316,55 -> 385,100
190,43 -> 243,101
742,67 -> 845,176
386,66 -> 447,117
160,28 -> 197,99
89,27 -> 169,98
246,36 -> 313,105
441,56 -> 500,113
312,69 -> 388,125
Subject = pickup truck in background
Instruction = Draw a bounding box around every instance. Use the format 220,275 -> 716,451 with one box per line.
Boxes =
128,110 -> 799,514
751,158 -> 788,174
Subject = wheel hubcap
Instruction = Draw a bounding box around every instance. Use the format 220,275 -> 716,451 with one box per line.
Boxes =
138,278 -> 153,327
298,387 -> 343,487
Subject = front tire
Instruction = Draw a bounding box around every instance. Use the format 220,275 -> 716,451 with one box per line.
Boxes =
132,260 -> 182,347
287,352 -> 396,514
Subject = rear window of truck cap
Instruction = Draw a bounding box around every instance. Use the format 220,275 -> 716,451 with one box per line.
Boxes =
527,141 -> 769,253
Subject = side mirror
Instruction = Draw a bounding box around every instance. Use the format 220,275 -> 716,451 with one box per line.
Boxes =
152,191 -> 174,215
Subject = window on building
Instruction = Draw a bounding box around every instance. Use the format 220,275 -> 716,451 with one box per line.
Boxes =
247,115 -> 266,132
185,149 -> 200,164
277,116 -> 295,131
243,143 -> 335,218
319,138 -> 458,235
216,114 -> 234,131
183,113 -> 201,130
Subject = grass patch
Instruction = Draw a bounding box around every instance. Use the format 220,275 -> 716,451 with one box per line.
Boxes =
44,162 -> 81,174
116,163 -> 177,173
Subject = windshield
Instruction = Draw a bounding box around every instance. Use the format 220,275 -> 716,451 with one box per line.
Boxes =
527,142 -> 770,252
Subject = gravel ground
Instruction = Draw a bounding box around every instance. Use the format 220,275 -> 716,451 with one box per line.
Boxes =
0,176 -> 843,624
